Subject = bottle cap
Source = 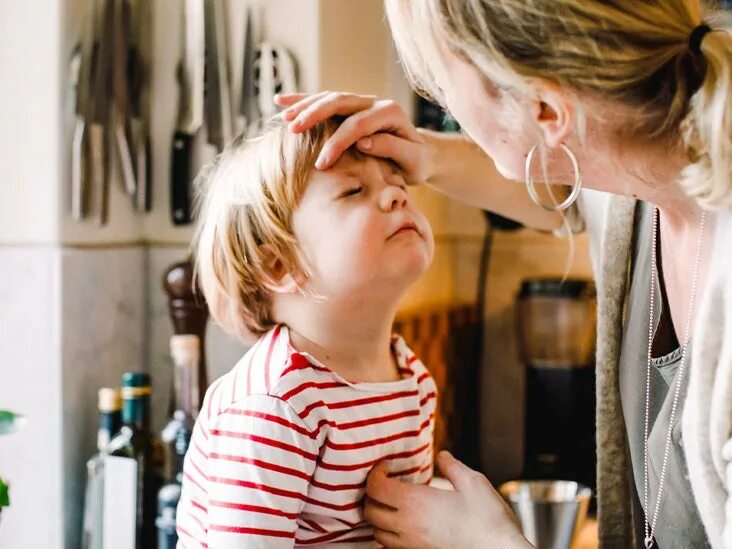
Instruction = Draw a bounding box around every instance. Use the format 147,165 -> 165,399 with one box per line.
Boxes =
170,334 -> 200,366
121,372 -> 152,399
98,388 -> 122,412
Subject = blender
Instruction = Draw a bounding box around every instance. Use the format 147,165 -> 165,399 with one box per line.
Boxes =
516,278 -> 597,489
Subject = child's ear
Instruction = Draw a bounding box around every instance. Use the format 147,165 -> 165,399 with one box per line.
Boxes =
260,245 -> 300,294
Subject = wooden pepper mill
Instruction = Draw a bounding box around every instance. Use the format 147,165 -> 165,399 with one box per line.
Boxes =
162,259 -> 209,401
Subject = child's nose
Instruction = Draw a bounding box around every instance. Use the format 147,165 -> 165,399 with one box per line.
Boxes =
380,184 -> 408,212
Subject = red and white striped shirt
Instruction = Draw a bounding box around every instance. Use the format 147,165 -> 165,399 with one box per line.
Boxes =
177,325 -> 437,548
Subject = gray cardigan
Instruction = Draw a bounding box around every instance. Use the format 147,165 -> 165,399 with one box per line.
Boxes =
574,191 -> 732,548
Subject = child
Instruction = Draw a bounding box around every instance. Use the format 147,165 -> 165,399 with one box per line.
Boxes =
177,117 -> 437,547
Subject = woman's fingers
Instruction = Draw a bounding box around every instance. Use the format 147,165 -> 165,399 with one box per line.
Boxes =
373,527 -> 406,549
356,133 -> 424,184
434,450 -> 477,492
365,461 -> 430,510
275,91 -> 378,126
289,92 -> 379,133
364,497 -> 400,533
316,102 -> 416,169
366,455 -> 528,548
365,462 -> 399,506
273,92 -> 313,107
274,91 -> 431,179
278,91 -> 331,121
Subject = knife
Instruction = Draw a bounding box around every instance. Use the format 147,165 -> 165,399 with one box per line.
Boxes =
171,0 -> 204,225
204,0 -> 233,151
89,0 -> 114,225
112,0 -> 136,198
128,0 -> 152,212
236,7 -> 258,137
70,1 -> 96,221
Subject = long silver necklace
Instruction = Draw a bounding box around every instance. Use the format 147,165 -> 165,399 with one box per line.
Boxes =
643,207 -> 707,549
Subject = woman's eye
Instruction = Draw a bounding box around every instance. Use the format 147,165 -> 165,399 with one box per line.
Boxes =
340,186 -> 363,198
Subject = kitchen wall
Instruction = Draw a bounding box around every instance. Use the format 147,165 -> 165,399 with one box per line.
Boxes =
0,1 -> 592,547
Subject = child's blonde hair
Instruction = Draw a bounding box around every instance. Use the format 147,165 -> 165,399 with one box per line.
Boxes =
193,117 -> 341,339
386,0 -> 732,209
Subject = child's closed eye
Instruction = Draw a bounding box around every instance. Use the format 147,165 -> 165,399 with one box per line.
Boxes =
339,185 -> 364,199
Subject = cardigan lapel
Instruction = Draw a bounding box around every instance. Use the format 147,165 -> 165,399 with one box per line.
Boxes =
594,194 -> 637,548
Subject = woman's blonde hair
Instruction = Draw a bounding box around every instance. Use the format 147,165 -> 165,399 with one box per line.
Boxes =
386,0 -> 732,209
193,118 -> 341,339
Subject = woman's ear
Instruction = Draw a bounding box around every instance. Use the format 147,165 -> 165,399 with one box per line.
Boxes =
260,245 -> 300,294
530,80 -> 575,149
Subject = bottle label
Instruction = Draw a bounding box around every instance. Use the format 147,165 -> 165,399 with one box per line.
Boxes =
103,456 -> 138,549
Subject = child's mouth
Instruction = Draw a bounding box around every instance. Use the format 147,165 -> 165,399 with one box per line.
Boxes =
389,222 -> 421,240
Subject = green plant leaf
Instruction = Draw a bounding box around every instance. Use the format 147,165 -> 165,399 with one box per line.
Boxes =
0,410 -> 24,436
0,477 -> 9,507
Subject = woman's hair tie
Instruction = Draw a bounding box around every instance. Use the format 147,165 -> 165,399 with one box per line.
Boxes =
689,24 -> 712,55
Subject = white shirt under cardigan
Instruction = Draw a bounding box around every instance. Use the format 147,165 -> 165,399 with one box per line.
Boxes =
567,190 -> 732,548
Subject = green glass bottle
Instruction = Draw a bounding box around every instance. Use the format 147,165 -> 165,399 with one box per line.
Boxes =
107,372 -> 164,549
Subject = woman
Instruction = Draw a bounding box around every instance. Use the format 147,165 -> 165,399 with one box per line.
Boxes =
276,1 -> 732,548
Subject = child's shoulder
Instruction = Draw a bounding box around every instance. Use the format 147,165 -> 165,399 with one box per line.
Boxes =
202,325 -> 341,421
391,332 -> 430,375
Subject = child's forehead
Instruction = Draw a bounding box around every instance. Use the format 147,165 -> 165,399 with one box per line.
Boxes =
314,153 -> 400,183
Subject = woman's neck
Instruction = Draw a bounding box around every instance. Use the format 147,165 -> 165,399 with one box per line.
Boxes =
275,293 -> 401,383
582,135 -> 703,227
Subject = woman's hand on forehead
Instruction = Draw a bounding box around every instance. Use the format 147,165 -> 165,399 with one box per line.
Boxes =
274,92 -> 432,184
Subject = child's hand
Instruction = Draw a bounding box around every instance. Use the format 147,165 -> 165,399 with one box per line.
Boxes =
363,451 -> 531,549
274,92 -> 434,185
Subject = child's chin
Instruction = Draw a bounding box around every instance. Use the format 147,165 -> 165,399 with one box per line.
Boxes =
391,250 -> 432,280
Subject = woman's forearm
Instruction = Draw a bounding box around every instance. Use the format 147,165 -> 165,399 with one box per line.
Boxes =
421,129 -> 565,232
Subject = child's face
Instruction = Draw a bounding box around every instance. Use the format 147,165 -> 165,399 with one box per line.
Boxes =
292,154 -> 434,300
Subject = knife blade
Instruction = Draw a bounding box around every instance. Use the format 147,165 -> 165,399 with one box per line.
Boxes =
204,0 -> 232,151
128,0 -> 152,212
70,48 -> 88,221
70,1 -> 96,221
236,7 -> 258,136
89,0 -> 114,225
171,0 -> 204,225
178,0 -> 205,134
112,0 -> 136,197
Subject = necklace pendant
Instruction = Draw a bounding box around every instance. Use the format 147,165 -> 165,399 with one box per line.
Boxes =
645,536 -> 654,548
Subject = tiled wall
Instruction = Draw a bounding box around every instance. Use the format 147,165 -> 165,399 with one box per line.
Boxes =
60,247 -> 147,545
0,247 -> 63,547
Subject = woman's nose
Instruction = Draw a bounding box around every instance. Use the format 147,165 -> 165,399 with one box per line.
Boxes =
379,184 -> 408,212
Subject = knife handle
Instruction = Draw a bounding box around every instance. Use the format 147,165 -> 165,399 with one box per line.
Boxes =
89,123 -> 108,226
131,118 -> 152,212
171,130 -> 194,225
138,135 -> 152,212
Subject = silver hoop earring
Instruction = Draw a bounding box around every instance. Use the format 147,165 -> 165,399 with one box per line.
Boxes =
524,143 -> 582,212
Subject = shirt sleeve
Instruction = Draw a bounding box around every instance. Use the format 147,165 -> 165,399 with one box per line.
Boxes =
181,393 -> 320,549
